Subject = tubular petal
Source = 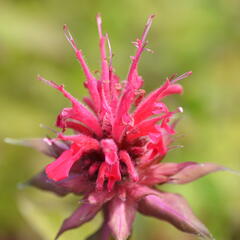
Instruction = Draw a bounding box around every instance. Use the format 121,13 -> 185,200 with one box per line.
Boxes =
126,114 -> 171,142
64,121 -> 93,136
38,76 -> 102,136
112,15 -> 155,143
57,133 -> 100,149
83,97 -> 96,114
63,25 -> 101,112
112,89 -> 136,142
133,80 -> 183,124
133,80 -> 170,124
46,135 -> 100,181
97,14 -> 111,105
119,150 -> 139,181
101,139 -> 119,165
126,15 -> 154,90
110,72 -> 121,111
46,148 -> 76,181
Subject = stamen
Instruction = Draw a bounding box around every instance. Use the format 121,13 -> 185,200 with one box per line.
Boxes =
43,137 -> 52,145
106,33 -> 113,70
141,15 -> 155,44
177,106 -> 184,113
96,13 -> 103,38
63,24 -> 78,51
40,124 -> 58,134
168,145 -> 184,151
171,71 -> 192,84
127,15 -> 155,87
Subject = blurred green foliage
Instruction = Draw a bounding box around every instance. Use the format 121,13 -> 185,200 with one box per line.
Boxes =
1,0 -> 240,239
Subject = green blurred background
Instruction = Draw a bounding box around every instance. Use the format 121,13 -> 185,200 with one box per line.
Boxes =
1,0 -> 240,239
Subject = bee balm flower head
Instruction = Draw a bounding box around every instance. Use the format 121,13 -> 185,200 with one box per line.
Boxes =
8,14 -> 233,240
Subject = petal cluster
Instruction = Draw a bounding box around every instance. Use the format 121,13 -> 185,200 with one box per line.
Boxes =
9,15 -> 233,240
38,15 -> 189,193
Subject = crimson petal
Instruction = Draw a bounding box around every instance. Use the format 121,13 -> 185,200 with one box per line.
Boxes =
38,76 -> 102,136
133,80 -> 183,125
138,192 -> 213,239
46,148 -> 75,181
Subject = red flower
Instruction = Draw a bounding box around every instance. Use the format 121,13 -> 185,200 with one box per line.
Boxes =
8,15 -> 232,240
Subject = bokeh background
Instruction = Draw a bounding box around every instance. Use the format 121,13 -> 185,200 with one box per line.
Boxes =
1,0 -> 240,239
